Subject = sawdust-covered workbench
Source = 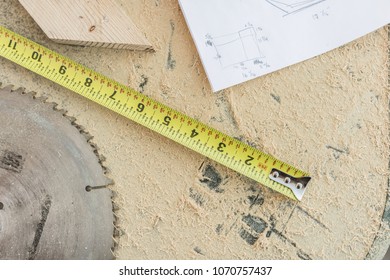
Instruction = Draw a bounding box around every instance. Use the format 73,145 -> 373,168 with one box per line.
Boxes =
0,0 -> 388,259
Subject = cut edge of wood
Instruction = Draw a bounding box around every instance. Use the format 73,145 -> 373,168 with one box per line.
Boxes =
51,38 -> 154,51
18,0 -> 154,51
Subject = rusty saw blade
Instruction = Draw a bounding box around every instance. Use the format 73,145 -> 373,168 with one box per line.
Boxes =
0,85 -> 116,259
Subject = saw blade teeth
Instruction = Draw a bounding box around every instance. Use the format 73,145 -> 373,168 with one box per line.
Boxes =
111,223 -> 121,256
0,84 -> 117,259
74,124 -> 85,131
50,102 -> 59,110
106,178 -> 114,186
110,187 -> 120,259
112,203 -> 120,212
110,189 -> 118,199
113,228 -> 121,239
24,91 -> 38,98
81,131 -> 94,141
12,87 -> 26,94
2,84 -> 14,92
1,82 -> 118,258
98,154 -> 107,162
34,95 -> 48,102
57,109 -> 67,116
65,116 -> 77,123
89,142 -> 98,150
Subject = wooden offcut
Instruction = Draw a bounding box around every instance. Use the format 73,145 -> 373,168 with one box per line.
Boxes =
18,0 -> 153,50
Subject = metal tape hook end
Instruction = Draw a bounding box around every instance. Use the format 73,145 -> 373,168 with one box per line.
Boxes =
269,168 -> 311,201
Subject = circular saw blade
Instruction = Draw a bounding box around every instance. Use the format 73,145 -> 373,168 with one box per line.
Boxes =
0,85 -> 115,259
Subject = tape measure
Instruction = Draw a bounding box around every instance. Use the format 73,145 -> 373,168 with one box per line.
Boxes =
0,25 -> 311,200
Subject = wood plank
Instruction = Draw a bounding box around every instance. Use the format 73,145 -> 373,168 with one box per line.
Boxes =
18,0 -> 153,50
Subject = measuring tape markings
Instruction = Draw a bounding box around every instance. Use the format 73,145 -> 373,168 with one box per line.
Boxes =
0,25 -> 310,200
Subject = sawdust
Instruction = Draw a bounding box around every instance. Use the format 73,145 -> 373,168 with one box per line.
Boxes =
0,0 -> 389,259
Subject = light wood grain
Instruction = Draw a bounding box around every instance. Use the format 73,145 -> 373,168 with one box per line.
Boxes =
18,0 -> 152,50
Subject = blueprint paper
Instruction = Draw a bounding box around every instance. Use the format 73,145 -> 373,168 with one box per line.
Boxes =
178,0 -> 390,92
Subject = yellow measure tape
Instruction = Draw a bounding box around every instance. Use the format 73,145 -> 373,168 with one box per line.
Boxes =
0,25 -> 311,200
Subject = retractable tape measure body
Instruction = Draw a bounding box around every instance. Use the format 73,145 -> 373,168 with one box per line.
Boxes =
0,25 -> 311,200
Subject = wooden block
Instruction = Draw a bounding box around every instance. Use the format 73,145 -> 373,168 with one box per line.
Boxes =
18,0 -> 153,50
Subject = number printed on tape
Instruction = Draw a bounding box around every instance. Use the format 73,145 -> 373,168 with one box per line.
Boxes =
0,25 -> 311,200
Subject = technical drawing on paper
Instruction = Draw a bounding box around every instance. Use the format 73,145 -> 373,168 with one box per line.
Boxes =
265,0 -> 326,16
205,26 -> 266,68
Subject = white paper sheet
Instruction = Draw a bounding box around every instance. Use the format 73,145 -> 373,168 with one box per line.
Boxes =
178,0 -> 390,92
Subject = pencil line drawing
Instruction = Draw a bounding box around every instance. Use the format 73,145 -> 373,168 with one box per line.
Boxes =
205,27 -> 265,68
265,0 -> 327,16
